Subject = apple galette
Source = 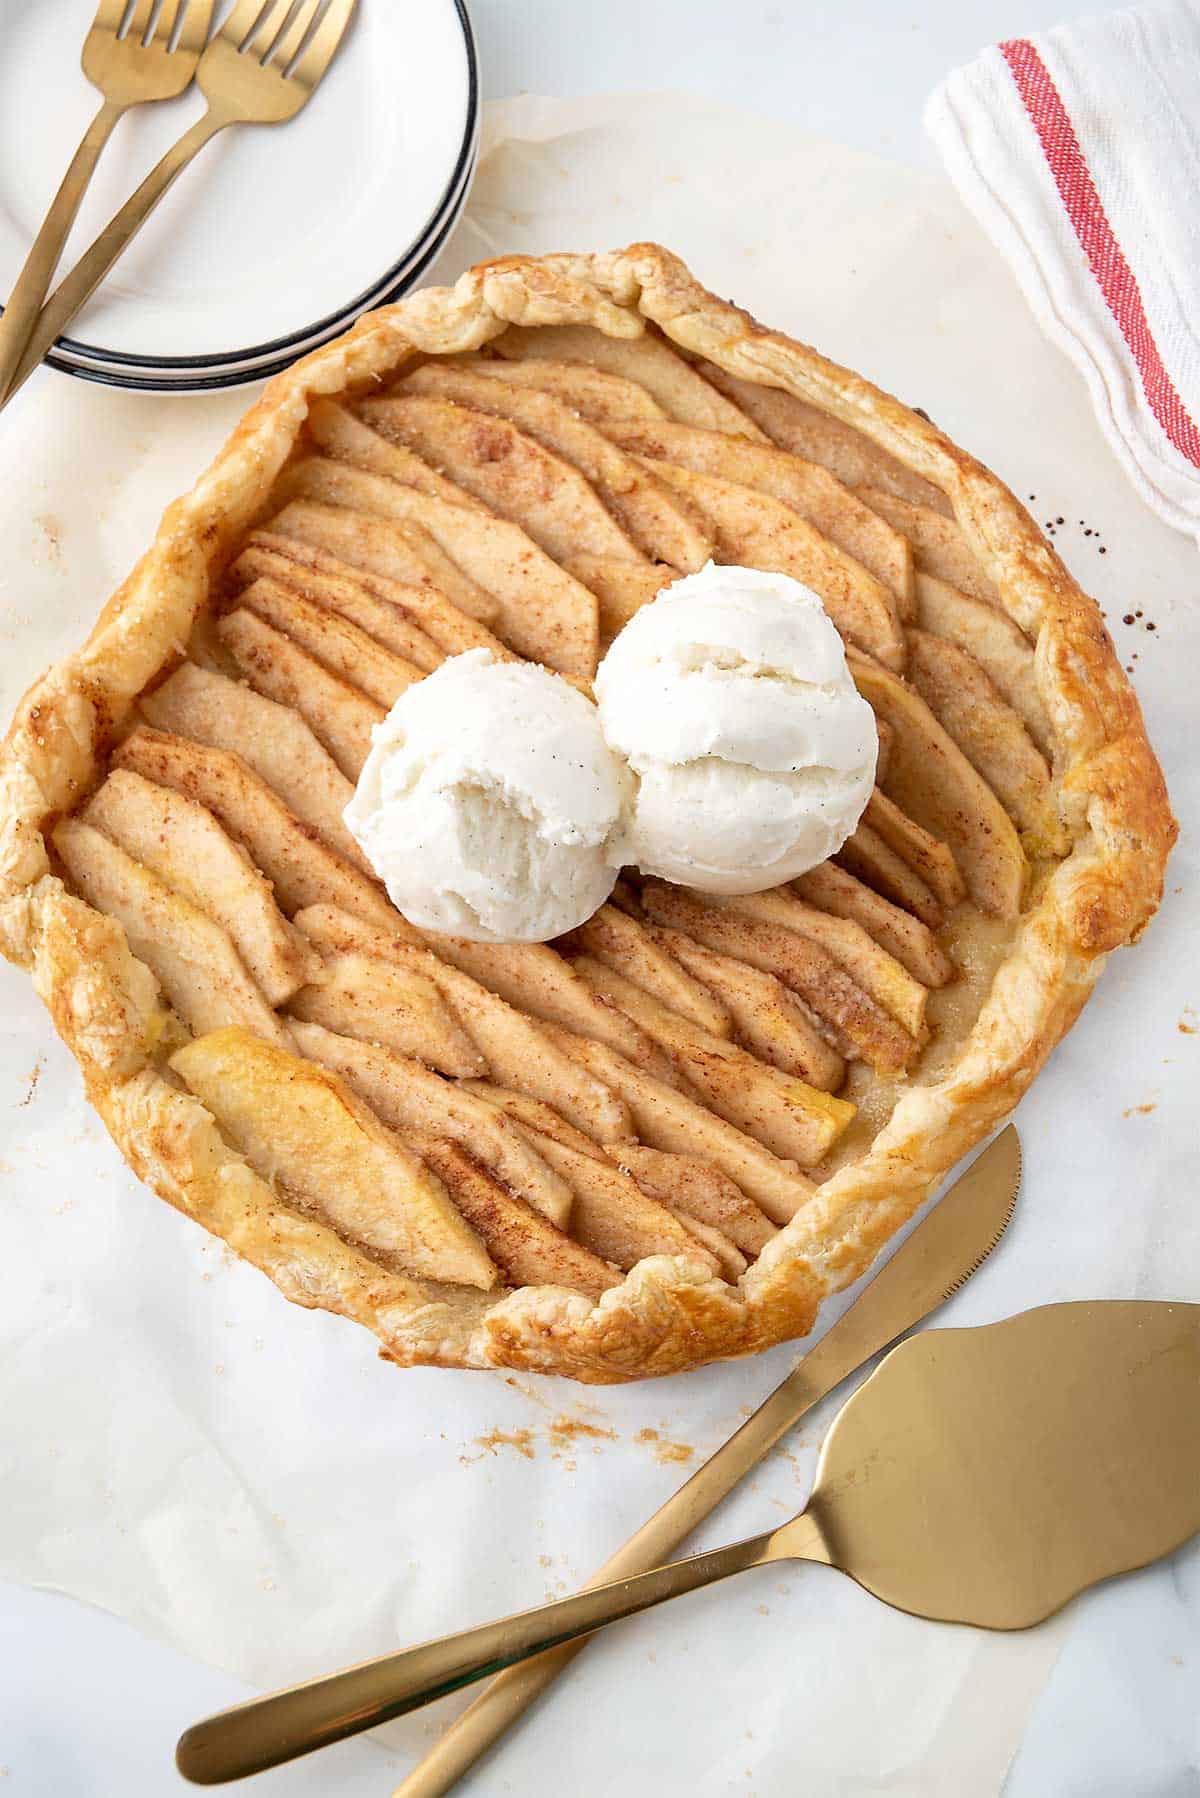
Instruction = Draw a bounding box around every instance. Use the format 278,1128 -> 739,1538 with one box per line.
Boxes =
0,246 -> 1174,1381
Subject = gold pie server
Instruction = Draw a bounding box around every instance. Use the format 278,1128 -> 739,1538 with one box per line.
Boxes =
179,1290 -> 1200,1786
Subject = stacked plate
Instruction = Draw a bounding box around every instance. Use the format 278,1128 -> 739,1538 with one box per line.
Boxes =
0,0 -> 478,391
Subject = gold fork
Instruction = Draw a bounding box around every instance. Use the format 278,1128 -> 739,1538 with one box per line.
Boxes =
0,0 -> 358,410
0,0 -> 214,400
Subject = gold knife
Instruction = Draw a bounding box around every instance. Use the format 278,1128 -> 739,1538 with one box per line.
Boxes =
391,1126 -> 1022,1798
175,1126 -> 1020,1789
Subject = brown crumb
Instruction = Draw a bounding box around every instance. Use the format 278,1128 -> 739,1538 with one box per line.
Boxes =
547,1415 -> 616,1452
634,1427 -> 694,1466
17,1059 -> 43,1107
470,1427 -> 536,1461
1179,1010 -> 1197,1035
1122,1102 -> 1157,1117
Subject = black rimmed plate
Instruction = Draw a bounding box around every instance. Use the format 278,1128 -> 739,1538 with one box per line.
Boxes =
0,0 -> 478,390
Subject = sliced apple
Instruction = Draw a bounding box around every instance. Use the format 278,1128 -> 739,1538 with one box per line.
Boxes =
84,769 -> 319,1008
906,629 -> 1066,856
646,924 -> 846,1091
289,1020 -> 571,1226
640,883 -> 918,1075
230,536 -> 444,671
792,860 -> 953,988
418,933 -> 674,1081
493,325 -> 768,437
874,718 -> 894,783
698,362 -> 950,512
722,888 -> 930,1039
463,1081 -> 608,1160
53,819 -> 291,1046
397,365 -> 713,571
603,418 -> 914,607
563,556 -> 673,643
863,787 -> 965,911
114,727 -> 397,928
286,952 -> 484,1078
669,1214 -> 747,1280
849,650 -> 1027,918
217,607 -> 382,782
445,354 -> 669,421
359,395 -> 646,568
279,461 -> 599,677
914,573 -> 1050,753
236,575 -> 424,706
572,954 -> 855,1166
857,490 -> 997,602
140,661 -> 367,873
838,821 -> 942,928
268,499 -> 497,623
644,462 -> 906,669
170,1027 -> 496,1289
520,1129 -> 716,1273
306,396 -> 488,512
572,902 -> 733,1037
544,1025 -> 813,1225
408,1132 -> 619,1298
292,905 -> 633,1143
291,903 -> 420,958
239,527 -> 510,661
609,1144 -> 777,1258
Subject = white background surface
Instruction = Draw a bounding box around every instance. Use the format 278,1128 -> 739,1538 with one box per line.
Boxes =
2,6 -> 1198,1798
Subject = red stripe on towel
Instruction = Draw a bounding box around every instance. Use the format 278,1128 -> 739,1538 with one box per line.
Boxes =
1001,35 -> 1200,469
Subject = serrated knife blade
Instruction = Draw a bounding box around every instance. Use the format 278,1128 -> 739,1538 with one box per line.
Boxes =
389,1125 -> 1023,1798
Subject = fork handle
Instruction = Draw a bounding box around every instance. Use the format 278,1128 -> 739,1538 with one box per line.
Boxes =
0,108 -> 228,410
0,95 -> 126,401
175,1525 -> 797,1787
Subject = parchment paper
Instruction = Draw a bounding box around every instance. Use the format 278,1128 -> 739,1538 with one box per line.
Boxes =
1,95 -> 1196,1795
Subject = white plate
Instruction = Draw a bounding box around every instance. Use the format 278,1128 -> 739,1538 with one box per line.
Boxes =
0,0 -> 476,370
44,110 -> 478,390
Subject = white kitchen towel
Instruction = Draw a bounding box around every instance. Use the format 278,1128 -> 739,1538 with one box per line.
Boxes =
927,3 -> 1200,547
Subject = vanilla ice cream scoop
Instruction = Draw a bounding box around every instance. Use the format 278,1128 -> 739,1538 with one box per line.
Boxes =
345,650 -> 629,942
594,564 -> 877,894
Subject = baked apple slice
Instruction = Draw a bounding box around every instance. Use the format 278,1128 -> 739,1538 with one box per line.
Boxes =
171,1028 -> 497,1289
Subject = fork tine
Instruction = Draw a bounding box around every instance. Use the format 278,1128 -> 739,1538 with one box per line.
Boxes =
91,0 -> 129,32
291,0 -> 357,86
170,0 -> 216,52
239,0 -> 295,54
268,0 -> 320,68
124,0 -> 156,40
215,0 -> 273,48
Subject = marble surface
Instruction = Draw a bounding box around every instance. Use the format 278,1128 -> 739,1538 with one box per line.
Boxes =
2,6 -> 1197,1798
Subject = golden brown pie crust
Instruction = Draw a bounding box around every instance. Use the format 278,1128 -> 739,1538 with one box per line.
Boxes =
0,245 -> 1176,1382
